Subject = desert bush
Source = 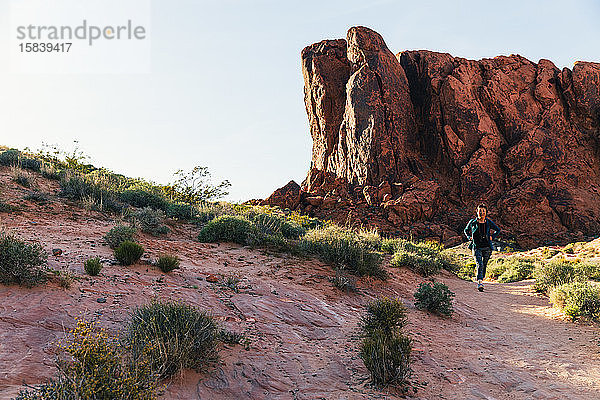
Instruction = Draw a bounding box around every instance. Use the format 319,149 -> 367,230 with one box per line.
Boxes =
20,157 -> 41,172
12,167 -> 31,188
132,207 -> 169,236
60,173 -> 122,212
165,202 -> 195,220
575,261 -> 600,281
245,212 -> 305,240
40,162 -> 61,180
389,240 -> 457,277
24,191 -> 50,204
361,297 -> 407,336
413,281 -> 455,317
84,257 -> 103,276
0,200 -> 18,213
359,297 -> 411,387
456,260 -> 476,281
360,329 -> 412,387
119,189 -> 168,211
298,225 -> 386,279
197,215 -> 256,245
15,318 -> 158,400
104,225 -> 137,249
487,257 -> 536,283
0,232 -> 47,287
114,241 -> 144,266
550,281 -> 600,321
391,251 -> 439,277
328,269 -> 358,293
0,149 -> 20,166
533,260 -> 584,293
357,228 -> 382,251
195,203 -> 231,224
54,269 -> 76,289
156,254 -> 180,273
125,300 -> 219,379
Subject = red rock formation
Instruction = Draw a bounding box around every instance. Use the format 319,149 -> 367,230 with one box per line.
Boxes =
263,26 -> 600,248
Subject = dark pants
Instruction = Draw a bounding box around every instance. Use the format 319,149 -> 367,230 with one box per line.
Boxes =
473,247 -> 492,281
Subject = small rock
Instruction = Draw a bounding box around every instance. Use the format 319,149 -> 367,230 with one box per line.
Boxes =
97,298 -> 106,303
206,274 -> 219,283
52,249 -> 63,256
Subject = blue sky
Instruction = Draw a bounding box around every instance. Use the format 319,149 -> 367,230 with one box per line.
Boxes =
0,0 -> 598,202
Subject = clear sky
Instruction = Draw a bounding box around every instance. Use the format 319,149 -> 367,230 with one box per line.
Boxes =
0,0 -> 598,202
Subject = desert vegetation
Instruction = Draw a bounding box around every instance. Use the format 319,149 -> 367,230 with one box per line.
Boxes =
413,281 -> 455,317
359,297 -> 412,388
0,231 -> 47,287
16,299 -> 229,399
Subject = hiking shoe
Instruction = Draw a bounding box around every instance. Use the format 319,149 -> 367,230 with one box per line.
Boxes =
478,284 -> 484,292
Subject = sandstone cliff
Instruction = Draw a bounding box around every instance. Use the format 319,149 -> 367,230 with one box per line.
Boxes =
263,26 -> 600,248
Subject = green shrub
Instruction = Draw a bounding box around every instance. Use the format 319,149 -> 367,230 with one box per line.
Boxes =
550,281 -> 600,321
40,163 -> 61,180
125,300 -> 219,379
328,269 -> 358,293
59,174 -> 122,212
0,200 -> 18,213
21,158 -> 41,172
456,261 -> 476,281
246,212 -> 305,240
298,225 -> 386,279
391,252 -> 440,277
487,257 -> 536,283
360,329 -> 412,387
533,260 -> 584,293
0,149 -> 20,166
197,215 -> 255,245
165,202 -> 195,220
104,225 -> 137,249
414,281 -> 455,316
576,261 -> 600,281
13,168 -> 31,188
24,191 -> 50,204
156,254 -> 180,273
380,238 -> 400,254
355,228 -> 382,252
84,257 -> 103,276
114,241 -> 144,266
389,240 -> 457,277
132,207 -> 169,236
359,297 -> 411,387
0,231 -> 47,287
360,297 -> 407,336
119,189 -> 168,211
15,318 -> 158,400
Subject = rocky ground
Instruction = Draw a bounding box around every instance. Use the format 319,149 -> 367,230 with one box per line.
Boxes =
1,170 -> 600,399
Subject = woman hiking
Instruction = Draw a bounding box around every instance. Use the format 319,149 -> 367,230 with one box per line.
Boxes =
463,203 -> 500,292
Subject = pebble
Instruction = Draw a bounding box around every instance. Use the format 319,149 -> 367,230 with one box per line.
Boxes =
97,298 -> 106,303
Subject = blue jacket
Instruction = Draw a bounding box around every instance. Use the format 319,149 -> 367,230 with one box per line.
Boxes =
464,218 -> 500,250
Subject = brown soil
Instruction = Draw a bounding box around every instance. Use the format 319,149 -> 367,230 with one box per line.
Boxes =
1,169 -> 599,399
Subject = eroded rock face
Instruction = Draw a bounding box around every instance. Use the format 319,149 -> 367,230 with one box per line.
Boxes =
263,26 -> 600,248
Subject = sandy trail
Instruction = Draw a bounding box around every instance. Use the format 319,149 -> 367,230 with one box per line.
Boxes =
0,172 -> 599,399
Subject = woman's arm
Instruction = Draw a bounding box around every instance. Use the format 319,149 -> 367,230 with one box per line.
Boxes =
488,219 -> 501,240
464,219 -> 473,240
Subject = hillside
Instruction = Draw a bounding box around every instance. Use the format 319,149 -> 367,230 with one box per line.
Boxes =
1,153 -> 600,399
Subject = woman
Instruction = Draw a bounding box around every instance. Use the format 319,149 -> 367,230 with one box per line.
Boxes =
463,203 -> 500,292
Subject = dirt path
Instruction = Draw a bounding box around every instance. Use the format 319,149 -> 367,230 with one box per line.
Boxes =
405,274 -> 600,400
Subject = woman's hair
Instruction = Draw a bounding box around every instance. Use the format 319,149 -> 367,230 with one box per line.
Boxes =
476,203 -> 487,212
